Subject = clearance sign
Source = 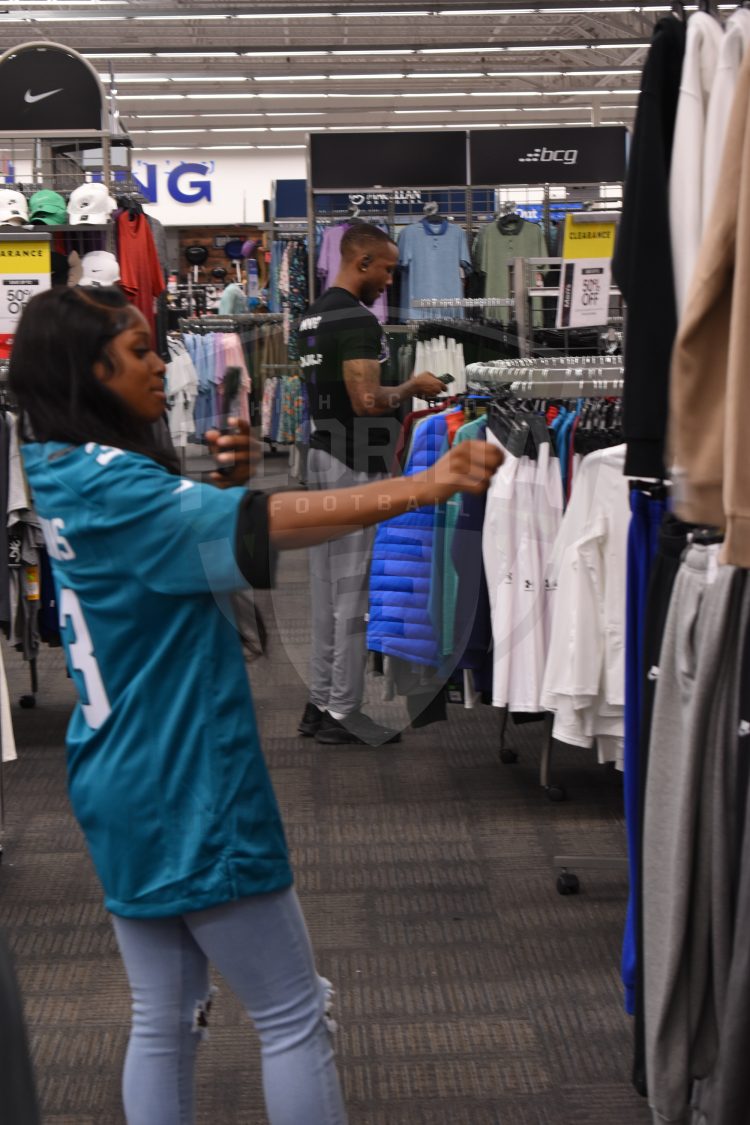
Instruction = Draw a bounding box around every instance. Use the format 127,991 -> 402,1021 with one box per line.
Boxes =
556,217 -> 616,330
0,237 -> 51,358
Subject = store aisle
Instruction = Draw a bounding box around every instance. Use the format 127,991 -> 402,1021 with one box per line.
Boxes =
0,469 -> 649,1125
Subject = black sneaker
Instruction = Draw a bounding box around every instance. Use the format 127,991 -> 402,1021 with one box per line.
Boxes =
315,710 -> 402,747
298,702 -> 325,737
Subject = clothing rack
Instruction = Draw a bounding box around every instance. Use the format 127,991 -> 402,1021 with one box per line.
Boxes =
412,298 -> 514,310
179,314 -> 283,332
466,356 -> 624,397
463,355 -> 627,892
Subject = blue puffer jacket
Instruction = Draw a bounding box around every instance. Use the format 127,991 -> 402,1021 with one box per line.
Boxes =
367,412 -> 448,667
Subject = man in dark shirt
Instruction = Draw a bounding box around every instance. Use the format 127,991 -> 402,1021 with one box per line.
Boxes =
298,223 -> 444,746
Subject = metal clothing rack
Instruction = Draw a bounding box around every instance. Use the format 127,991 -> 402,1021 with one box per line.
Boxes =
466,356 -> 624,399
412,298 -> 514,310
464,356 -> 627,894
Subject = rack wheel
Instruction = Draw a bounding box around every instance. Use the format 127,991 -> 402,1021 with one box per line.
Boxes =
499,748 -> 518,764
546,784 -> 567,802
557,872 -> 580,895
19,694 -> 36,709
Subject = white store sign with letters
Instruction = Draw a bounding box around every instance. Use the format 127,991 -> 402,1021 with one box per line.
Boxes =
130,150 -> 306,226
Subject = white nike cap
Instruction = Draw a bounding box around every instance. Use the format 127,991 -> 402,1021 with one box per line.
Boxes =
68,183 -> 116,226
0,189 -> 29,226
79,250 -> 120,288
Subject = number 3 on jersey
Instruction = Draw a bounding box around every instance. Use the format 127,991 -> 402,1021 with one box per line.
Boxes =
59,588 -> 112,730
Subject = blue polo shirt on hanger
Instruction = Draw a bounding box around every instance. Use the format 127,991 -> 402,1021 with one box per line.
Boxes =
398,218 -> 471,321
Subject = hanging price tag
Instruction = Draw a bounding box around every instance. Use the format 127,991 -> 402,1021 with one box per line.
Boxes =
556,259 -> 612,329
0,236 -> 51,358
556,215 -> 615,330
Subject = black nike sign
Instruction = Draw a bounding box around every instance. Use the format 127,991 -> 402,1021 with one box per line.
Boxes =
0,43 -> 103,131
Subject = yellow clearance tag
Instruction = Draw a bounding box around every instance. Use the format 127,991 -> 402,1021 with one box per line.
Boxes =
561,216 -> 617,261
0,241 -> 51,274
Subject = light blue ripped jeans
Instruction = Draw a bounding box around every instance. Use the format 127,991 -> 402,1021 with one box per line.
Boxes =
111,887 -> 347,1125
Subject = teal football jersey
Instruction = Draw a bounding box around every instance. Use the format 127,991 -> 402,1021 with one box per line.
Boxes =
22,441 -> 291,918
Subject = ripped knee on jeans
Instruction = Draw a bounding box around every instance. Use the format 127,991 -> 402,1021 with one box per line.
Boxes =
191,985 -> 219,1040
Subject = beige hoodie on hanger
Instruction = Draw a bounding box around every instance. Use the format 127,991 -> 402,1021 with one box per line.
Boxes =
669,42 -> 750,566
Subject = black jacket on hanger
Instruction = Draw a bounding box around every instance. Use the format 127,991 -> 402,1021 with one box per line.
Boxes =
612,15 -> 686,479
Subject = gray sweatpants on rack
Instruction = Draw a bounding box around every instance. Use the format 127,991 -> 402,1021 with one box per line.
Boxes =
307,448 -> 379,717
643,549 -> 737,1125
689,571 -> 749,1125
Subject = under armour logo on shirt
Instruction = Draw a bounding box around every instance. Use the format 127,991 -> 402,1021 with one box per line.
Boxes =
647,666 -> 659,682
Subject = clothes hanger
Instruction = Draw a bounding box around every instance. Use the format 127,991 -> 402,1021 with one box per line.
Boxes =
671,0 -> 686,19
423,201 -> 443,223
698,0 -> 720,16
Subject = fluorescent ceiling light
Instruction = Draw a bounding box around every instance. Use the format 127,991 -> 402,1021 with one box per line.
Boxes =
212,127 -> 268,132
255,144 -> 306,149
468,90 -> 542,97
236,11 -> 335,17
341,9 -> 431,14
566,69 -> 641,76
393,108 -> 451,113
203,145 -> 255,150
128,113 -> 266,121
505,120 -> 594,127
331,49 -> 415,55
266,111 -> 324,117
441,7 -> 535,12
134,146 -> 192,152
22,13 -> 127,19
173,77 -> 248,83
84,52 -> 153,59
554,5 -> 640,11
253,75 -> 328,81
156,52 -> 239,58
386,124 -> 447,129
419,46 -> 506,53
485,70 -> 562,76
184,93 -> 257,100
329,125 -> 383,130
244,50 -> 329,56
406,71 -> 484,78
329,73 -> 406,79
595,42 -> 649,49
270,126 -> 311,131
100,75 -> 169,83
255,92 -> 330,98
117,94 -> 186,101
134,13 -> 228,19
129,128 -> 208,134
506,44 -> 590,51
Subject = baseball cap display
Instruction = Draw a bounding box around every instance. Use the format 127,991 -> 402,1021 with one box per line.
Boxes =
29,189 -> 67,225
79,250 -> 120,288
224,238 -> 245,262
0,188 -> 28,226
185,244 -> 208,266
68,182 -> 115,226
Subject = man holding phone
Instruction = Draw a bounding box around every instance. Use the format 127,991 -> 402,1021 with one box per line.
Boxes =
298,223 -> 445,746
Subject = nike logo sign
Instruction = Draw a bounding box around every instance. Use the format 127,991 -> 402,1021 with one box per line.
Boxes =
24,88 -> 63,104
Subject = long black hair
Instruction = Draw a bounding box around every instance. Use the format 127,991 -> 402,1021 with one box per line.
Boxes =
9,286 -> 176,470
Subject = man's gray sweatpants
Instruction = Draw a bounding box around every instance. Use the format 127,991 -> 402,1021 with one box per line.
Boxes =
307,447 -> 379,717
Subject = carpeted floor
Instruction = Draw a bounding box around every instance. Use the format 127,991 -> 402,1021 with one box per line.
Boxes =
0,455 -> 651,1125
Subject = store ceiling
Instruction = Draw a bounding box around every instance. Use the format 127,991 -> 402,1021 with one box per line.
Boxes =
0,1 -> 699,153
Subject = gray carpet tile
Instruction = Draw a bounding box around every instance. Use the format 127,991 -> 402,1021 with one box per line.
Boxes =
0,509 -> 651,1123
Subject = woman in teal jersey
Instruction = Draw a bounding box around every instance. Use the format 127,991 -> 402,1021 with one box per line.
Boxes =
10,285 -> 501,1125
